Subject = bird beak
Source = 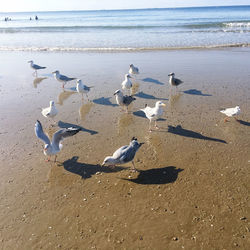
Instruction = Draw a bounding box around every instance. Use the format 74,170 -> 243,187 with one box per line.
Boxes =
168,74 -> 171,76
101,163 -> 105,167
162,103 -> 166,106
52,71 -> 56,74
113,93 -> 117,95
128,75 -> 132,78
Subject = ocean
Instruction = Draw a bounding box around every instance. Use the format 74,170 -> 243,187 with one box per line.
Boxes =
0,6 -> 250,52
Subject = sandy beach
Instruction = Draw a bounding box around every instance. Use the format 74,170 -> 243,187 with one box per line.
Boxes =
0,48 -> 250,249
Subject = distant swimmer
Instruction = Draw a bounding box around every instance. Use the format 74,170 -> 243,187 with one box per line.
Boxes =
35,15 -> 38,20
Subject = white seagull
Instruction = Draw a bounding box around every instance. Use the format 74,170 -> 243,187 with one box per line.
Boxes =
102,137 -> 144,172
76,79 -> 93,101
41,101 -> 58,119
28,60 -> 46,76
129,64 -> 139,75
35,120 -> 81,162
140,101 -> 166,131
220,106 -> 240,122
121,74 -> 133,94
168,72 -> 183,89
52,70 -> 76,88
114,89 -> 136,113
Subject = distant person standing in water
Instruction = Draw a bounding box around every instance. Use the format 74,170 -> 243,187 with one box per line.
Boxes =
35,15 -> 38,20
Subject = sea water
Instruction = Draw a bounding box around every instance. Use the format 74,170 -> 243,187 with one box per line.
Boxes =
0,6 -> 250,51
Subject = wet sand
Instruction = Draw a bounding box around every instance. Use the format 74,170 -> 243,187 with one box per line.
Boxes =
0,49 -> 250,249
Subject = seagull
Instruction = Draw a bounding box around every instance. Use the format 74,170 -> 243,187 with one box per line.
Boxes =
220,106 -> 240,122
121,74 -> 133,94
129,64 -> 139,75
114,89 -> 136,113
28,60 -> 46,76
52,70 -> 76,88
140,101 -> 166,131
34,120 -> 81,162
76,79 -> 93,101
102,137 -> 144,172
168,73 -> 183,90
41,100 -> 58,119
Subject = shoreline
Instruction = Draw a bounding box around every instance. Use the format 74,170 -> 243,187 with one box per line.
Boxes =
0,43 -> 250,53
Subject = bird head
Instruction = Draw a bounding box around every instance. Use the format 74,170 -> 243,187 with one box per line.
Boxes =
130,137 -> 144,148
168,72 -> 175,76
129,64 -> 134,67
28,60 -> 33,64
102,156 -> 115,166
156,101 -> 166,107
49,100 -> 55,106
44,144 -> 49,151
76,79 -> 82,84
52,70 -> 59,74
114,89 -> 121,96
125,74 -> 132,79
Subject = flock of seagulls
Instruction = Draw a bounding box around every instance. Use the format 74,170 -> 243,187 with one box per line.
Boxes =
30,60 -> 241,170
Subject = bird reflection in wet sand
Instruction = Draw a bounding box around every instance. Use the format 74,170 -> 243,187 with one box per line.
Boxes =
131,82 -> 140,95
57,89 -> 77,106
117,113 -> 134,135
33,77 -> 47,88
169,92 -> 183,109
79,102 -> 94,121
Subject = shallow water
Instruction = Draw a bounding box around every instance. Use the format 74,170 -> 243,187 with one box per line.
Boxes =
1,6 -> 250,51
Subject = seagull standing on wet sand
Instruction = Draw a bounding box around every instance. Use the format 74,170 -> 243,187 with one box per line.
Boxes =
140,101 -> 166,132
121,74 -> 133,94
28,60 -> 46,76
220,106 -> 240,122
129,64 -> 139,75
168,72 -> 183,90
102,137 -> 144,172
114,89 -> 136,113
41,100 -> 58,120
52,70 -> 76,88
34,120 -> 81,162
76,79 -> 93,101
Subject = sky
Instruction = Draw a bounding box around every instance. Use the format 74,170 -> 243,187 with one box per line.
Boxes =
0,0 -> 250,12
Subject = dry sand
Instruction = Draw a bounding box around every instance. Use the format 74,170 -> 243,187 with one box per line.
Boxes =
0,48 -> 249,249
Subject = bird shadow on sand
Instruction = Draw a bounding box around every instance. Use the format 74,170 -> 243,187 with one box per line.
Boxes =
133,110 -> 166,121
168,125 -> 227,143
58,121 -> 98,135
120,166 -> 183,185
63,156 -> 127,179
134,91 -> 168,101
237,119 -> 250,126
142,77 -> 165,85
93,97 -> 118,107
183,89 -> 212,96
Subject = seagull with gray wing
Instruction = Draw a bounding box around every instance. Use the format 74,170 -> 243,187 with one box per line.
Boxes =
28,60 -> 46,76
34,120 -> 81,162
76,79 -> 93,101
114,89 -> 136,113
52,70 -> 76,88
129,64 -> 139,75
102,137 -> 144,172
168,72 -> 183,90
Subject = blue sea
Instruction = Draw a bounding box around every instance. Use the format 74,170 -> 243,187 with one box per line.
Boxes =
0,6 -> 250,51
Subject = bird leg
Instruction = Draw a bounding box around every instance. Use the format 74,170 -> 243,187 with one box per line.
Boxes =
86,94 -> 89,101
125,106 -> 128,113
234,117 -> 240,123
54,155 -> 57,163
45,156 -> 51,162
149,120 -> 152,132
154,120 -> 159,129
131,161 -> 138,172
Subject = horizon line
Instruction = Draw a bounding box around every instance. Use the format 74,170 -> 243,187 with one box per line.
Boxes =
1,4 -> 250,14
